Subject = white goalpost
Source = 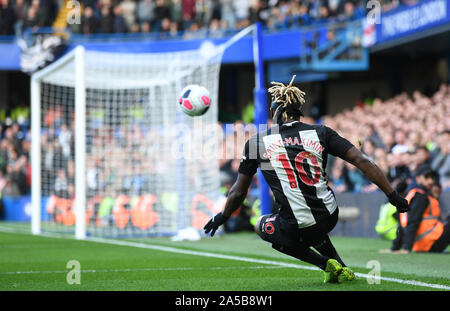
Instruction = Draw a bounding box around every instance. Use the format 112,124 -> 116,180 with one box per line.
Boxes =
31,25 -> 258,239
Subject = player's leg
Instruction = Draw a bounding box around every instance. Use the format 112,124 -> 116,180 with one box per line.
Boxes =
312,235 -> 346,267
298,210 -> 345,265
271,243 -> 330,270
271,242 -> 344,284
299,210 -> 355,281
255,214 -> 342,282
255,215 -> 328,268
312,235 -> 355,282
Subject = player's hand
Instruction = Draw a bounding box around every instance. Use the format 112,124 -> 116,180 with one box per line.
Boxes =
203,212 -> 228,237
388,190 -> 409,213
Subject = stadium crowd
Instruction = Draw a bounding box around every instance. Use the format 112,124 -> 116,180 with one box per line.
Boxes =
0,83 -> 449,206
0,0 -> 421,36
219,84 -> 450,196
0,109 -> 31,200
323,85 -> 450,193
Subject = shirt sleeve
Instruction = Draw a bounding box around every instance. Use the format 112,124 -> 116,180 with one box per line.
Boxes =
401,192 -> 429,251
325,126 -> 355,158
238,139 -> 259,177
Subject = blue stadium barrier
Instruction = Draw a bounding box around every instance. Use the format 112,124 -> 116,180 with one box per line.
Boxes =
375,0 -> 450,45
0,43 -> 22,70
2,196 -> 49,222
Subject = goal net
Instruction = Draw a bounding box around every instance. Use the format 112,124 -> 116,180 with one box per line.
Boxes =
31,43 -> 229,238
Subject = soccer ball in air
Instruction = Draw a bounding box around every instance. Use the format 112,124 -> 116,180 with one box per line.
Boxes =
178,84 -> 211,117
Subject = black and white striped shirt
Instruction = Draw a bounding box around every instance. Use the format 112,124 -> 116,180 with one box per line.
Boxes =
238,121 -> 354,228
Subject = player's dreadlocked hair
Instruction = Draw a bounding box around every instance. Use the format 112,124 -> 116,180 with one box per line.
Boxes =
268,75 -> 306,125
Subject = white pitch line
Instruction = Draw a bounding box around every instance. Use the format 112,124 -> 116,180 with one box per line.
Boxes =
88,236 -> 450,290
88,236 -> 320,272
1,226 -> 449,290
0,265 -> 284,275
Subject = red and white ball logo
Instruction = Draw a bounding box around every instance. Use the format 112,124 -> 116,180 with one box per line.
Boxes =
178,84 -> 211,117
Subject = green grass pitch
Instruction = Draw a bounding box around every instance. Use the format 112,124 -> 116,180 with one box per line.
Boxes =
0,222 -> 449,291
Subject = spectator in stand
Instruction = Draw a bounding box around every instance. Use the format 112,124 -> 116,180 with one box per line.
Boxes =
313,5 -> 331,24
22,5 -> 38,32
81,0 -> 97,9
410,146 -> 431,173
138,0 -> 155,27
169,20 -> 180,36
339,1 -> 355,21
344,160 -> 370,192
4,127 -> 18,152
81,6 -> 97,34
0,139 -> 8,173
387,152 -> 411,184
362,139 -> 376,162
1,0 -> 16,35
329,157 -> 347,193
182,20 -> 203,39
158,16 -> 171,38
221,0 -> 236,30
391,129 -> 409,154
170,0 -> 182,24
374,147 -> 389,177
267,3 -> 289,30
247,0 -> 267,25
6,148 -> 28,195
99,3 -> 114,34
328,0 -> 343,17
130,21 -> 140,33
58,123 -> 72,160
152,0 -> 170,32
431,130 -> 450,190
366,124 -> 384,149
141,20 -> 151,32
183,0 -> 196,27
208,18 -> 222,37
2,174 -> 21,196
13,0 -> 28,35
308,0 -> 322,20
233,0 -> 249,22
119,0 -> 137,32
208,0 -> 222,24
32,0 -> 49,27
113,4 -> 128,33
6,0 -> 423,37
296,2 -> 311,26
0,170 -> 7,197
54,168 -> 69,199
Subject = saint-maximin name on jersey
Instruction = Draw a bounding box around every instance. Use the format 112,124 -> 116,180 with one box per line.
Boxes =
238,121 -> 354,229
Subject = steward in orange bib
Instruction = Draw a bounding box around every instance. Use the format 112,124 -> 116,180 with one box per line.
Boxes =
394,165 -> 450,253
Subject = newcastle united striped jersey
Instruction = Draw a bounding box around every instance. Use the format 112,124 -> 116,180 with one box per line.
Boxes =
238,121 -> 354,228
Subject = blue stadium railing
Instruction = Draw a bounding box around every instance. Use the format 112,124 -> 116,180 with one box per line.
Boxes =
297,20 -> 369,71
11,18 -> 367,57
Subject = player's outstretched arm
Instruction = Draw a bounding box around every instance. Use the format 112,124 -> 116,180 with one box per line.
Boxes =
203,173 -> 253,236
342,146 -> 409,213
222,173 -> 253,218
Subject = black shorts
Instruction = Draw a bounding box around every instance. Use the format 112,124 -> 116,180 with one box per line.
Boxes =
258,209 -> 339,249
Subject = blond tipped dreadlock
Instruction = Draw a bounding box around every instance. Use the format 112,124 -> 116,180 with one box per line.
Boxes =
268,75 -> 306,125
